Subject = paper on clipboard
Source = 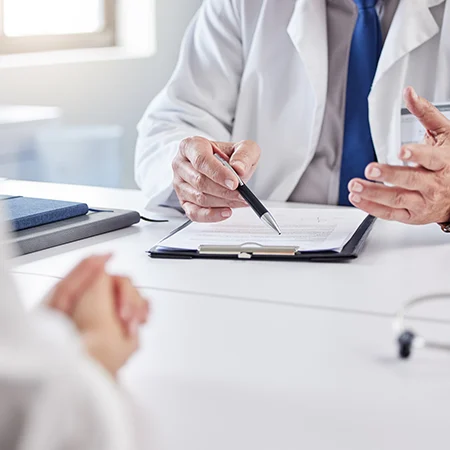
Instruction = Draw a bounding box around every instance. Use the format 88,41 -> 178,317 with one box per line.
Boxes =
158,207 -> 368,253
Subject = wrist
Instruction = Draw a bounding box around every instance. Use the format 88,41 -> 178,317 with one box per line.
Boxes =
82,332 -> 122,379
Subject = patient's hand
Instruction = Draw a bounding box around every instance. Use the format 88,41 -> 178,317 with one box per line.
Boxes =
46,256 -> 150,377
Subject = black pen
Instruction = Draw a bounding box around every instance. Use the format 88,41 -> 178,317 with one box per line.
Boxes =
214,154 -> 282,235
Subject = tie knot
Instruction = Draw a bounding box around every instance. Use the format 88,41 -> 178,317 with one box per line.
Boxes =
354,0 -> 377,9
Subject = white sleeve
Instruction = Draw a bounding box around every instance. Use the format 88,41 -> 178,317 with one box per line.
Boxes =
9,343 -> 137,450
135,0 -> 243,205
19,310 -> 138,450
0,335 -> 137,450
0,207 -> 137,450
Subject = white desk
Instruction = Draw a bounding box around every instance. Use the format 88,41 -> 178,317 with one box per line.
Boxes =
6,180 -> 450,321
13,272 -> 450,450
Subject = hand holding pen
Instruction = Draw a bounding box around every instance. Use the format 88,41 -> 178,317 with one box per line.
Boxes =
214,154 -> 282,234
171,137 -> 262,222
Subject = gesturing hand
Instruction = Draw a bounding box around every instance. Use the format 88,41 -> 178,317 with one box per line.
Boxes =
348,87 -> 450,225
172,137 -> 261,222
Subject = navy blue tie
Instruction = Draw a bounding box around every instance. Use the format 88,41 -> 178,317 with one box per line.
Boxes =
338,0 -> 382,206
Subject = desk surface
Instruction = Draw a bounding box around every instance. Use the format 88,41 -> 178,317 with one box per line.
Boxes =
6,180 -> 450,321
13,272 -> 450,450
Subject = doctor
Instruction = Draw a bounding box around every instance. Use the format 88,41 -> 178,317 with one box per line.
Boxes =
135,0 -> 450,225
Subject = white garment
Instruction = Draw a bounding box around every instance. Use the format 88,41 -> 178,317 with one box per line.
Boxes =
0,209 -> 136,450
135,0 -> 450,206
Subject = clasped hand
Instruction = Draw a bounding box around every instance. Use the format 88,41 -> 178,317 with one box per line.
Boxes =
45,255 -> 150,377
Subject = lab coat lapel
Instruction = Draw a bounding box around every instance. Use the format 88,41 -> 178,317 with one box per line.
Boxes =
280,0 -> 328,198
287,0 -> 327,139
373,0 -> 441,87
369,0 -> 443,163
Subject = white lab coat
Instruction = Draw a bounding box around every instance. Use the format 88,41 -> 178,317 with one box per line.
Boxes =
136,0 -> 450,206
0,210 -> 136,450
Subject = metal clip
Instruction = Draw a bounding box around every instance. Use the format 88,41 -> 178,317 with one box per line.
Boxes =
198,245 -> 298,256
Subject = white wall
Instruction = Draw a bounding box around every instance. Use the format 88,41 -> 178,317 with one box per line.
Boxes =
0,0 -> 204,188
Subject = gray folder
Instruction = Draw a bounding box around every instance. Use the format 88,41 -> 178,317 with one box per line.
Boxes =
7,208 -> 141,255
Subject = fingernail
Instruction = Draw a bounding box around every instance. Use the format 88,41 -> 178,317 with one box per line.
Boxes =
232,162 -> 245,174
402,149 -> 412,160
369,167 -> 381,178
225,179 -> 236,190
351,182 -> 364,193
350,194 -> 361,204
221,210 -> 231,218
411,87 -> 418,101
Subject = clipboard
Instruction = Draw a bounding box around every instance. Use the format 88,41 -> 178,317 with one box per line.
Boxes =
148,215 -> 376,262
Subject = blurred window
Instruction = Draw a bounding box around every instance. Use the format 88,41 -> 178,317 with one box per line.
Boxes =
0,0 -> 115,53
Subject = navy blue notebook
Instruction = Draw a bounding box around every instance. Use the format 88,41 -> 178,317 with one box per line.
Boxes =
0,195 -> 89,231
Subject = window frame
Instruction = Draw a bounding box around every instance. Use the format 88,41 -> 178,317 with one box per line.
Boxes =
0,0 -> 116,54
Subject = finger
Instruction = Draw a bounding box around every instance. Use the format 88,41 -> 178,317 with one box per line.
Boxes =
128,290 -> 149,325
182,201 -> 232,223
212,141 -> 235,158
119,282 -> 149,327
424,130 -> 438,146
179,137 -> 239,190
173,160 -> 244,202
399,144 -> 447,171
364,162 -> 429,191
229,140 -> 261,180
175,178 -> 246,209
404,86 -> 450,135
348,194 -> 412,223
128,319 -> 140,338
131,295 -> 149,325
114,277 -> 135,321
113,276 -> 146,337
137,300 -> 151,325
139,300 -> 151,324
51,255 -> 112,314
348,179 -> 424,210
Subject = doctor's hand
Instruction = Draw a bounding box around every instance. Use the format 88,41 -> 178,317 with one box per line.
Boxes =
348,87 -> 450,225
172,137 -> 261,222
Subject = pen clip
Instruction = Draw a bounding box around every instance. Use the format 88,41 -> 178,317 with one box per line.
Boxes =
214,154 -> 244,186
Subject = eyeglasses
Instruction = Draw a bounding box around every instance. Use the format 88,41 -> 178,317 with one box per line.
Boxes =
393,293 -> 450,359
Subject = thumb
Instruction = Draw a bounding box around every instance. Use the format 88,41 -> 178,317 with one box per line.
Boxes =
229,140 -> 261,179
404,86 -> 449,135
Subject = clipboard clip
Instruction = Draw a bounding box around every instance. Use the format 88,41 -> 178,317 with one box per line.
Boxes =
198,245 -> 299,259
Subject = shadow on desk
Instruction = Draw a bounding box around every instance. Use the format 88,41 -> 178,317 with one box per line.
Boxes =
12,226 -> 140,266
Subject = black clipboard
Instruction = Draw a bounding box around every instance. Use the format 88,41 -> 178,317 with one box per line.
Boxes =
148,215 -> 376,263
